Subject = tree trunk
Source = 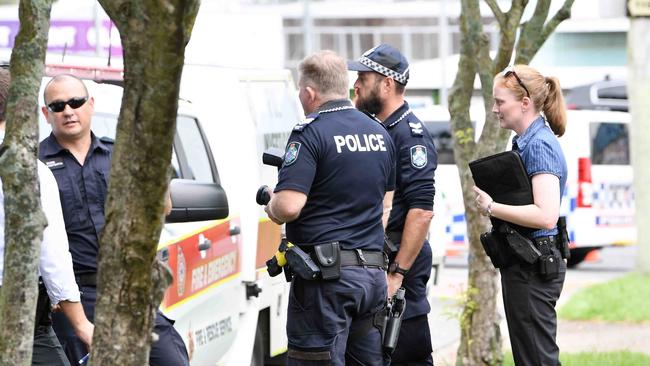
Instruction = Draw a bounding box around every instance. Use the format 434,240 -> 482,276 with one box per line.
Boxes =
0,1 -> 52,365
90,1 -> 199,365
628,17 -> 650,273
449,1 -> 574,364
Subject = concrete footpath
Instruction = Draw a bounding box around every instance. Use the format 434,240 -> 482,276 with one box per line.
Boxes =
429,247 -> 649,365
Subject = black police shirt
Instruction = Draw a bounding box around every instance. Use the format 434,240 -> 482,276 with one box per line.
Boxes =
274,99 -> 396,251
39,133 -> 113,275
383,101 -> 437,234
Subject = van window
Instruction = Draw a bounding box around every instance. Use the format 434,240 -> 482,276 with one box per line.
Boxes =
175,115 -> 216,183
590,122 -> 630,165
422,121 -> 455,164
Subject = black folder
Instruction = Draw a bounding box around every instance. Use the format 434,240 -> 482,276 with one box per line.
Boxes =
469,150 -> 533,206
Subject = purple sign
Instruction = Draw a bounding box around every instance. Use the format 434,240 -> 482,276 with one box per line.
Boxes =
0,19 -> 122,56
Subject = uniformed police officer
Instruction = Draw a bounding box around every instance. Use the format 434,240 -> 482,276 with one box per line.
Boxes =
264,50 -> 396,365
474,65 -> 568,366
349,44 -> 438,365
38,74 -> 189,366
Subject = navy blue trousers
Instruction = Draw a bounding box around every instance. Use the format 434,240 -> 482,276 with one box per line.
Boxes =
390,240 -> 433,365
286,267 -> 387,366
51,284 -> 189,366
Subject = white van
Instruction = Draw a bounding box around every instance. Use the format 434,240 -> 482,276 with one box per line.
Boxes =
413,105 -> 635,267
40,63 -> 302,365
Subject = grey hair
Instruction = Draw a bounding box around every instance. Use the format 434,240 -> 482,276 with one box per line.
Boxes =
298,50 -> 349,99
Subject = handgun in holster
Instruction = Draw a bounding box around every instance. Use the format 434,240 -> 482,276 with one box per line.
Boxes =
557,216 -> 571,260
383,287 -> 406,353
266,238 -> 321,281
499,223 -> 541,264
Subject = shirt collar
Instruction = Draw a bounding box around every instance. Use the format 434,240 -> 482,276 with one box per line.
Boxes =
512,115 -> 546,151
316,98 -> 353,113
383,101 -> 411,128
41,132 -> 109,157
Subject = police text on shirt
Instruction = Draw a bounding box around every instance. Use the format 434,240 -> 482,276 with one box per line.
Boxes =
333,134 -> 387,153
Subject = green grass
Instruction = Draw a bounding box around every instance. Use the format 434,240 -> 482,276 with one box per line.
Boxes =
558,273 -> 650,322
503,351 -> 650,366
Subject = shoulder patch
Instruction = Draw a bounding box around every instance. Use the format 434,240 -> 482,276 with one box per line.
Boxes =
410,145 -> 427,169
408,122 -> 423,137
283,141 -> 301,166
293,114 -> 320,133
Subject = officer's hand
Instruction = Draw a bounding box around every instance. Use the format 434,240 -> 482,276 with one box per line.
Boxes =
75,320 -> 94,349
51,303 -> 62,313
264,205 -> 284,225
387,272 -> 403,298
472,186 -> 493,216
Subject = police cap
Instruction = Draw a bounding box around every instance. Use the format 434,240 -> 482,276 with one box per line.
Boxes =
348,43 -> 410,85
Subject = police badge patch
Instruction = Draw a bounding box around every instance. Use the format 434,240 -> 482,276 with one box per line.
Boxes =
410,145 -> 427,169
284,142 -> 301,166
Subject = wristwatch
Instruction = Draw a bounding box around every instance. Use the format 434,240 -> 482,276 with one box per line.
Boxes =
388,262 -> 409,276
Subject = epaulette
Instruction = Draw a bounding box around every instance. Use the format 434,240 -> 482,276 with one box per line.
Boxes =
408,121 -> 424,137
292,113 -> 320,133
99,136 -> 115,144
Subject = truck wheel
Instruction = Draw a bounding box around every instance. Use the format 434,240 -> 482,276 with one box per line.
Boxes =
567,247 -> 597,267
251,324 -> 264,366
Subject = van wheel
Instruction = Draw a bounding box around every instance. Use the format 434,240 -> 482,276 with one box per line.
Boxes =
251,324 -> 264,366
567,247 -> 597,267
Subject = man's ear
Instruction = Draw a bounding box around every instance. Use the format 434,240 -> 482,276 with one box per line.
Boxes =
305,86 -> 317,103
381,76 -> 394,94
40,105 -> 51,123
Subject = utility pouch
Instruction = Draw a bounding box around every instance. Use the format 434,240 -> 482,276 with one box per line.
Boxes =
557,216 -> 571,260
480,230 -> 516,269
313,242 -> 341,280
285,246 -> 321,281
500,223 -> 541,264
538,252 -> 561,281
383,234 -> 399,261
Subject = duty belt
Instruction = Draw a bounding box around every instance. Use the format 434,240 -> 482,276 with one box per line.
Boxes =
338,249 -> 387,269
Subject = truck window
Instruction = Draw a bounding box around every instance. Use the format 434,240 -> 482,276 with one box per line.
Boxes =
175,115 -> 217,183
590,122 -> 629,165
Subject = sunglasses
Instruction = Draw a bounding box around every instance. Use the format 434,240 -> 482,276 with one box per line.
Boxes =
46,97 -> 88,113
502,66 -> 530,98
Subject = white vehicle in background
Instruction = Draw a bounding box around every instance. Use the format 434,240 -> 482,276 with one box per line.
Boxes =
413,104 -> 635,267
39,62 -> 301,365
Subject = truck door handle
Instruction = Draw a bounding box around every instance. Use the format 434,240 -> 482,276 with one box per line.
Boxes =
229,226 -> 241,236
198,238 -> 212,251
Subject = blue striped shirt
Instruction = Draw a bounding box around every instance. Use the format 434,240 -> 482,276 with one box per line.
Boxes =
512,116 -> 567,238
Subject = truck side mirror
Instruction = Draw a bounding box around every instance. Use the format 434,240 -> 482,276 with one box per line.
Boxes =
166,179 -> 229,223
263,147 -> 285,169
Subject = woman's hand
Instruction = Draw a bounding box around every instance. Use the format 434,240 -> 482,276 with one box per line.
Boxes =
472,186 -> 493,216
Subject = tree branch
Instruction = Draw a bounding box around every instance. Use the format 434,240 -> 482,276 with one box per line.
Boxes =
484,0 -> 505,30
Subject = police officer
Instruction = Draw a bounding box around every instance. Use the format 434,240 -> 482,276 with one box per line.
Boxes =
349,44 -> 437,365
38,74 -> 189,366
0,68 -> 93,366
264,50 -> 396,365
474,65 -> 568,366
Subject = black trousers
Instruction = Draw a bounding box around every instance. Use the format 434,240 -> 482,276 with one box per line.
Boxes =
500,260 -> 566,366
32,325 -> 70,366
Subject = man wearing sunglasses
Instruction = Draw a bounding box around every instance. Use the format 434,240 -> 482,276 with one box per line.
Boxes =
1,68 -> 94,365
39,74 -> 189,366
349,44 -> 438,365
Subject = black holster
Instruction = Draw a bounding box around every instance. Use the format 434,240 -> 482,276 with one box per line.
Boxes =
34,279 -> 51,332
313,242 -> 341,280
557,216 -> 571,259
285,245 -> 321,281
499,223 -> 542,264
480,229 -> 516,269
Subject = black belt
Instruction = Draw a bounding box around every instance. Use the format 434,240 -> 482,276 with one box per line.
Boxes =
339,249 -> 386,269
76,273 -> 97,287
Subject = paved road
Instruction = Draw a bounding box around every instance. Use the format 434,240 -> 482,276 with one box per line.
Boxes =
429,245 -> 639,365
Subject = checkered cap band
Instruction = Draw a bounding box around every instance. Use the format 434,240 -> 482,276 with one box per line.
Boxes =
359,56 -> 408,84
